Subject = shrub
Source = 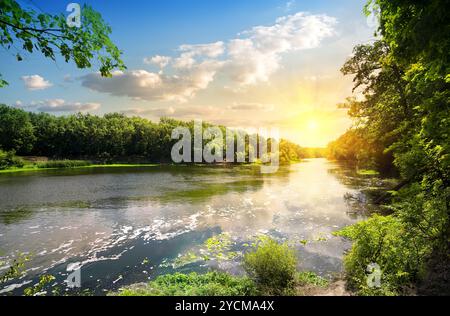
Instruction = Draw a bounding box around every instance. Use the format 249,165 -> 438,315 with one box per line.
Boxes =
112,272 -> 257,296
0,149 -> 25,170
335,214 -> 433,295
243,237 -> 297,295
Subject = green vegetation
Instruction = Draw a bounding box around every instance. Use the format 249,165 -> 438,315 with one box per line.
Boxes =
0,253 -> 30,283
23,275 -> 55,296
35,160 -> 92,169
112,237 -> 332,296
329,0 -> 449,295
243,236 -> 298,295
296,272 -> 329,288
0,104 -> 319,170
112,272 -> 257,296
0,150 -> 24,170
0,0 -> 125,87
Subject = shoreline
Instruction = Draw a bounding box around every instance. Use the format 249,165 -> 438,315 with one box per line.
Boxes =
0,163 -> 161,174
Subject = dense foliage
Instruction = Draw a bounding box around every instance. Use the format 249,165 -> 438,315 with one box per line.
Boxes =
0,0 -> 125,87
243,236 -> 298,295
0,104 -> 314,164
0,149 -> 24,170
331,0 -> 449,295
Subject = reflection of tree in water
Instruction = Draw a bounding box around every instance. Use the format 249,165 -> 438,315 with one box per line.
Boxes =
0,206 -> 35,225
156,164 -> 291,204
328,161 -> 398,217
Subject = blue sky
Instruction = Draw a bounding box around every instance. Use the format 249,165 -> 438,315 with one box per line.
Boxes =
0,0 -> 376,146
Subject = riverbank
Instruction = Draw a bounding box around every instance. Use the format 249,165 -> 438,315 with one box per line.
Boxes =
0,162 -> 160,174
0,156 -> 297,174
110,271 -> 350,296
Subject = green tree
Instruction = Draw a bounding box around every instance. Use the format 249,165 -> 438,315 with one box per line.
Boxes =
333,0 -> 450,295
0,104 -> 35,154
0,0 -> 125,86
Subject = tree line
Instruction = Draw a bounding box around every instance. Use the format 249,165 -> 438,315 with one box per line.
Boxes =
0,104 -> 315,164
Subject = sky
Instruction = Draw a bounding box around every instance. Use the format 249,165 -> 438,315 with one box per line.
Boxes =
0,0 -> 377,147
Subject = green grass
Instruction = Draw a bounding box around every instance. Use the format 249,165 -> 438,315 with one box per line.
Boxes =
296,272 -> 329,288
357,169 -> 380,176
110,271 -> 334,296
0,162 -> 159,174
110,272 -> 258,296
35,160 -> 92,169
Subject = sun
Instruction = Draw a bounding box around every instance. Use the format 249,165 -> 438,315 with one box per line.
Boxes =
307,120 -> 319,131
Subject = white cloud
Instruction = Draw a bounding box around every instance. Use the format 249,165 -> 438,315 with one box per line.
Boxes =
122,105 -> 223,120
179,41 -> 225,59
143,55 -> 172,68
82,60 -> 223,102
81,12 -> 336,102
16,99 -> 100,112
21,75 -> 53,90
226,12 -> 337,84
228,102 -> 275,111
284,1 -> 296,12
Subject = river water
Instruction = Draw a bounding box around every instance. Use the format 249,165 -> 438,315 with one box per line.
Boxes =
0,159 -> 382,295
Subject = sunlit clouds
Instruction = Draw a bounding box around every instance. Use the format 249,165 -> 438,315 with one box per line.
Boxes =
21,75 -> 53,90
15,99 -> 101,112
81,12 -> 337,101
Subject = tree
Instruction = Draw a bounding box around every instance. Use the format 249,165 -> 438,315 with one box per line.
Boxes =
333,0 -> 450,294
0,0 -> 125,86
0,104 -> 35,154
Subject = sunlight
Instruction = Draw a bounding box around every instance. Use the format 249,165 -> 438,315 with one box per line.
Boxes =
308,120 -> 319,131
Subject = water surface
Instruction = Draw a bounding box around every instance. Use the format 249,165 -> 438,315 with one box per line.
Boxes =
0,159 -> 383,295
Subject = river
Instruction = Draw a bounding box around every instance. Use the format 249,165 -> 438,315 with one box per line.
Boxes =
0,159 -> 384,295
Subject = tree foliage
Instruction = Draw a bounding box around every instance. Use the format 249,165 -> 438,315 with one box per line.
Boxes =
332,0 -> 450,295
0,104 -> 311,164
0,0 -> 125,86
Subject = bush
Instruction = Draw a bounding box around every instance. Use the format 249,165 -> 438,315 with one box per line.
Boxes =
112,272 -> 257,296
335,214 -> 433,295
36,160 -> 91,169
0,150 -> 25,170
243,237 -> 297,295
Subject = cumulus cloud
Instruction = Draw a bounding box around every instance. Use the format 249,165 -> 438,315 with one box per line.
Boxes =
81,12 -> 336,102
226,12 -> 337,84
16,99 -> 100,112
143,55 -> 172,68
82,60 -> 223,102
21,75 -> 53,90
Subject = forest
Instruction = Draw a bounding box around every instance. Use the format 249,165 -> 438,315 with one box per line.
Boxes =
326,0 -> 449,295
0,104 -> 315,167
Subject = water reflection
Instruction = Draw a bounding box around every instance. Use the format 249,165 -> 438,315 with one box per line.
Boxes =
0,159 -> 384,295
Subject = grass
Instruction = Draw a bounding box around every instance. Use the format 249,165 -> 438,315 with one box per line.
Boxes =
296,272 -> 329,288
0,161 -> 159,174
357,169 -> 380,176
110,272 -> 258,296
110,271 -> 332,296
35,160 -> 92,169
